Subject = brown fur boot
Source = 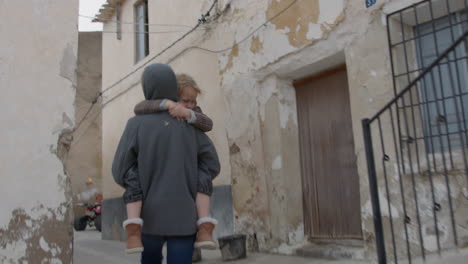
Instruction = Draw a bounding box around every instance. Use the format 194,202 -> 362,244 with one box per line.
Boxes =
194,217 -> 218,250
123,218 -> 144,254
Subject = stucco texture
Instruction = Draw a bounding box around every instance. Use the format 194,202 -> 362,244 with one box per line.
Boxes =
0,0 -> 79,262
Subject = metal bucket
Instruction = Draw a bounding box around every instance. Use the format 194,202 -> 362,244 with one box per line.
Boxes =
217,234 -> 247,261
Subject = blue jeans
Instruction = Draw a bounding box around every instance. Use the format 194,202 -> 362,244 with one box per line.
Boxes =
141,233 -> 195,264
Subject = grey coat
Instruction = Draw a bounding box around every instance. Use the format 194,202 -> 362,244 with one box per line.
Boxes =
112,64 -> 220,236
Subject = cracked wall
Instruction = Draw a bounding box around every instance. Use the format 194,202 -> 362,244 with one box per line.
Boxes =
0,1 -> 79,262
216,0 -> 468,258
217,0 -> 348,252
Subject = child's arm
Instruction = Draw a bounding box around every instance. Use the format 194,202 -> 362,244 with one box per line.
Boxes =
168,104 -> 213,132
190,106 -> 213,132
134,99 -> 174,115
137,99 -> 213,132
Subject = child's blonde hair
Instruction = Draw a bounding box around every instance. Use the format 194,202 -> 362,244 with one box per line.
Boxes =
176,73 -> 202,95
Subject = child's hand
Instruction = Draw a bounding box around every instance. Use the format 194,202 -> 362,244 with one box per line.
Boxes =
165,100 -> 177,110
169,103 -> 191,121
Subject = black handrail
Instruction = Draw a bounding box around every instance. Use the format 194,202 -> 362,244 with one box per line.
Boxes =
363,30 -> 467,264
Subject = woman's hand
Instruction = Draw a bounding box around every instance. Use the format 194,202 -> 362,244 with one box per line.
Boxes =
169,103 -> 191,121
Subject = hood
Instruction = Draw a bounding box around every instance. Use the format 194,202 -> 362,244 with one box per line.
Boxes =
141,63 -> 178,101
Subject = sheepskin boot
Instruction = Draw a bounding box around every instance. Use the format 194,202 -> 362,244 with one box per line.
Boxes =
123,218 -> 144,254
194,217 -> 218,250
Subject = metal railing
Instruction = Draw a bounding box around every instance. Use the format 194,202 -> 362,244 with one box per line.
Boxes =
362,27 -> 468,264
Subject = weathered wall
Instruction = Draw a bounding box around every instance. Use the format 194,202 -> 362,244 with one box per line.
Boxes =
98,0 -> 468,261
216,0 -> 349,253
0,0 -> 78,262
211,0 -> 468,258
67,32 -> 103,216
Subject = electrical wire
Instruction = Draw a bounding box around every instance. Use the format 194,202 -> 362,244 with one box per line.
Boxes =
79,14 -> 193,28
100,0 -> 299,107
101,30 -> 188,34
71,104 -> 103,147
72,0 -> 218,134
190,0 -> 298,54
73,99 -> 98,132
101,0 -> 297,97
97,26 -> 207,34
99,0 -> 218,96
100,24 -> 201,96
164,0 -> 298,63
74,0 -> 299,134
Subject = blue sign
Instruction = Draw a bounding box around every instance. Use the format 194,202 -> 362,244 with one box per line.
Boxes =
366,0 -> 377,8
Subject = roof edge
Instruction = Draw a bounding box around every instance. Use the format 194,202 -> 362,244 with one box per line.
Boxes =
93,0 -> 123,23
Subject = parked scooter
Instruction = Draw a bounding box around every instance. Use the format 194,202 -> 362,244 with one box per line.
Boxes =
74,202 -> 102,232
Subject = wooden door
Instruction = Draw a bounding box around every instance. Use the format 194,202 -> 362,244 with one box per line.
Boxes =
295,66 -> 362,239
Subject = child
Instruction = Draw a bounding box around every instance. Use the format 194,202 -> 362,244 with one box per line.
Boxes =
122,73 -> 218,254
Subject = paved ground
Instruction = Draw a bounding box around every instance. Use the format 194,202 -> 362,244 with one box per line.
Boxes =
73,229 -> 468,264
402,247 -> 468,264
73,229 -> 366,264
74,229 -> 139,264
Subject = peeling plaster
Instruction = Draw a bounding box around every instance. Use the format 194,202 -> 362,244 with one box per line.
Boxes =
306,23 -> 323,40
257,75 -> 277,123
363,193 -> 399,219
0,207 -> 73,263
50,259 -> 63,264
220,42 -> 239,73
0,0 -> 77,252
250,35 -> 264,54
219,0 -> 346,78
39,236 -> 51,252
0,240 -> 28,263
216,0 -> 468,258
288,223 -> 304,244
270,224 -> 306,255
421,220 -> 451,252
277,80 -> 298,128
266,0 -> 320,47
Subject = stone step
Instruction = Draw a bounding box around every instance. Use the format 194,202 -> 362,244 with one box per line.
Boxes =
308,239 -> 364,248
295,241 -> 364,260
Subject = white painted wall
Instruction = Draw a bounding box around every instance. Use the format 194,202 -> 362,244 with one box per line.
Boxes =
0,1 -> 78,262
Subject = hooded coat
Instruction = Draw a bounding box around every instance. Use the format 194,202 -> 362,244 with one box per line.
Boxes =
112,64 -> 220,236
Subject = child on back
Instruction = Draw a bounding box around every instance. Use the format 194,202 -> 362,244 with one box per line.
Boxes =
122,73 -> 218,254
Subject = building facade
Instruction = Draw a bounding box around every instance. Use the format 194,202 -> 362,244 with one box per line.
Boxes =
96,0 -> 468,262
0,0 -> 79,262
67,32 -> 103,218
